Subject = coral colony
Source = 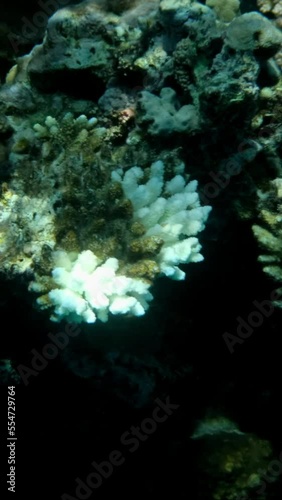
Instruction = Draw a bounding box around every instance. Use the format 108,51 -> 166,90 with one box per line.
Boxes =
1,110 -> 211,323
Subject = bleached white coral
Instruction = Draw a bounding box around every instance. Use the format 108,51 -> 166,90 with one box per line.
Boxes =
41,250 -> 153,323
113,160 -> 212,280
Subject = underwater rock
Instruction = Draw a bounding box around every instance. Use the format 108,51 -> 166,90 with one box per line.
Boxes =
192,416 -> 277,500
225,12 -> 282,58
25,0 -> 158,94
0,82 -> 36,112
26,4 -> 116,90
159,0 -> 218,52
